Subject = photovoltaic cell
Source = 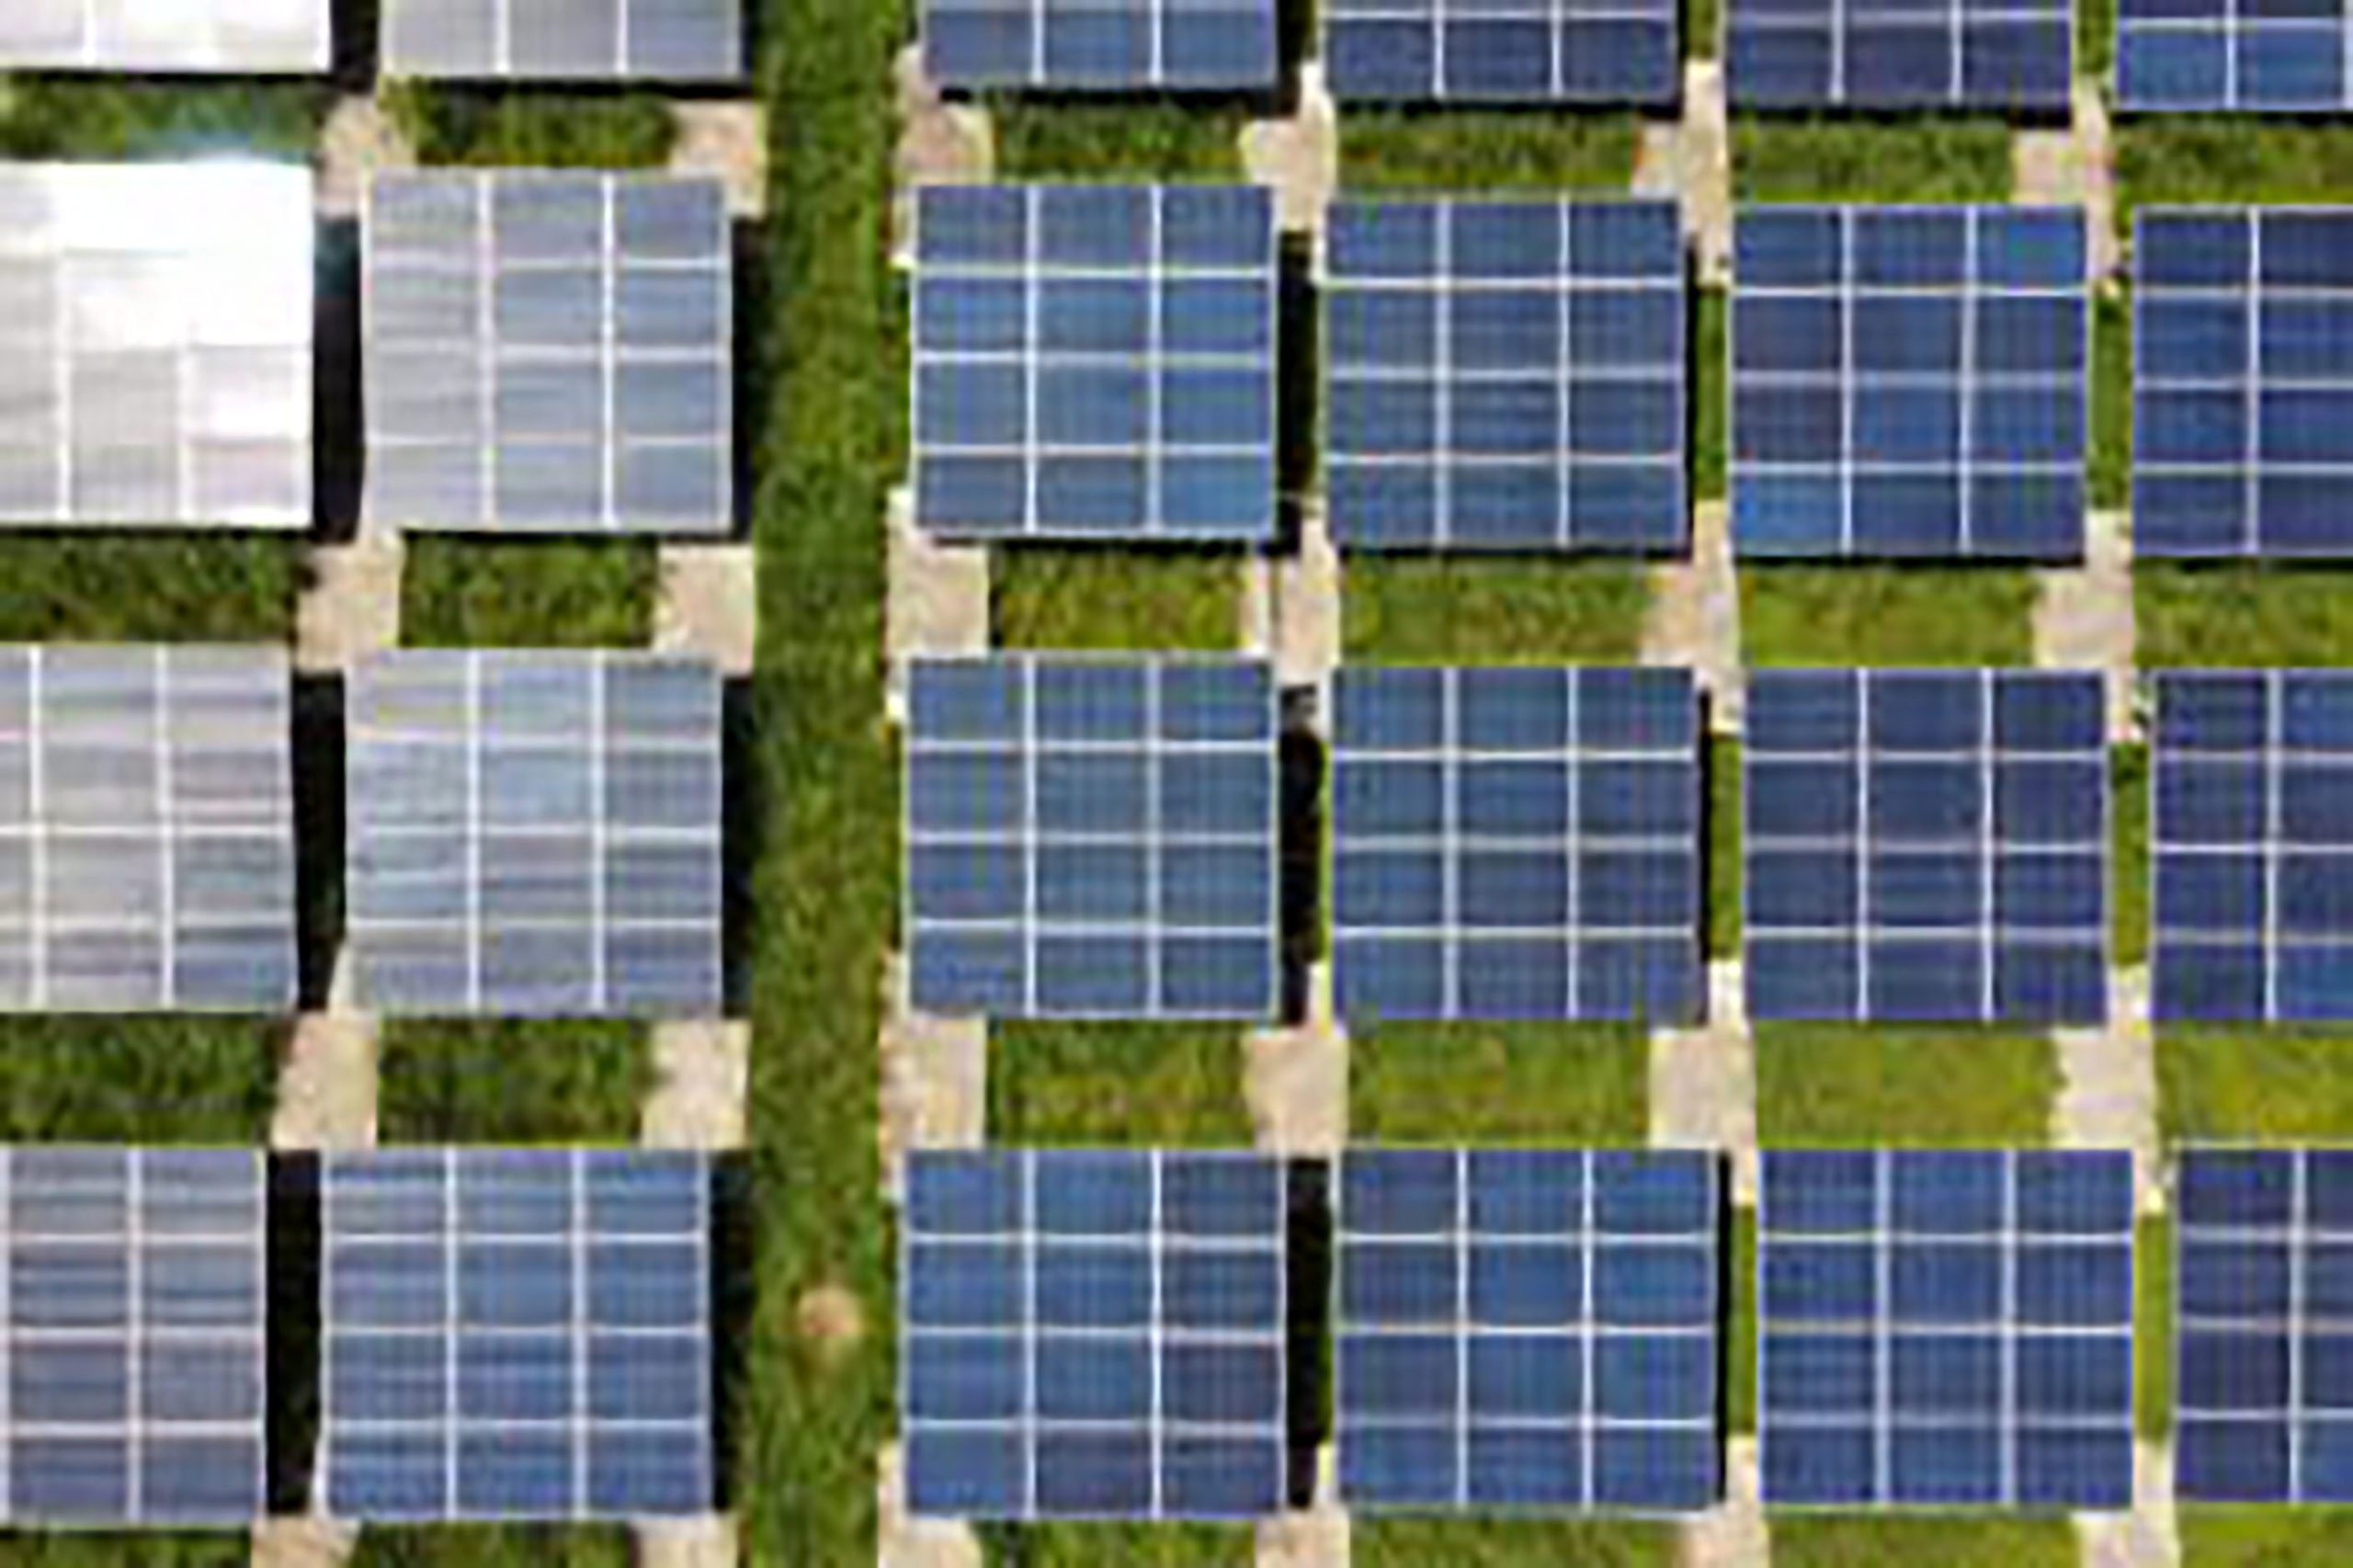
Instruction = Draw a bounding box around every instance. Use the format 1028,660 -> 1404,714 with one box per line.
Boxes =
1330,666 -> 1702,1023
2134,210 -> 2353,558
1726,0 -> 2070,108
0,0 -> 327,71
364,172 -> 733,536
914,185 -> 1277,543
924,0 -> 1277,88
1336,1149 -> 1720,1512
1324,0 -> 1679,104
1733,206 -> 2087,561
905,655 -> 1279,1019
1760,1149 -> 2135,1509
902,1149 -> 1289,1520
1744,669 -> 2109,1024
2152,671 -> 2353,1022
1324,200 -> 1687,553
346,650 -> 724,1017
381,0 -> 741,78
323,1148 -> 712,1520
2119,0 -> 2353,107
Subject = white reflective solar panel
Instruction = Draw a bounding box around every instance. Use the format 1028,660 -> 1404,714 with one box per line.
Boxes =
0,165 -> 313,530
381,0 -> 743,78
0,0 -> 328,72
364,172 -> 733,537
346,650 -> 724,1017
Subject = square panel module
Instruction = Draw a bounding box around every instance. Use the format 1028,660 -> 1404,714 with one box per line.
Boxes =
915,184 -> 1277,543
0,0 -> 326,71
904,1150 -> 1289,1519
346,651 -> 723,1017
1733,206 -> 2087,561
1727,0 -> 2071,108
323,1149 -> 711,1520
1324,0 -> 1678,104
1337,1149 -> 1719,1512
906,656 -> 1279,1019
382,0 -> 741,77
2120,0 -> 2353,107
1324,199 -> 1686,553
0,164 -> 312,529
2135,210 -> 2353,558
2153,671 -> 2353,1022
1745,669 -> 2109,1023
365,172 -> 732,537
1331,666 -> 1701,1023
925,0 -> 1276,88
1761,1150 -> 2135,1509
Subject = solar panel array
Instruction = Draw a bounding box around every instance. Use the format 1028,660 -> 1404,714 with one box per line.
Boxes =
1760,1150 -> 2135,1509
914,185 -> 1277,543
1324,200 -> 1687,554
905,656 -> 1279,1019
0,1148 -> 265,1526
2118,0 -> 2353,108
0,0 -> 327,71
903,1150 -> 1289,1520
1323,0 -> 1679,104
1726,0 -> 2071,108
2152,671 -> 2353,1022
0,165 -> 313,530
1336,1149 -> 1719,1512
323,1149 -> 712,1521
1330,666 -> 1701,1023
381,0 -> 742,78
1732,206 -> 2087,561
1745,669 -> 2109,1024
364,172 -> 733,536
346,651 -> 724,1018
924,0 -> 1277,88
2134,210 -> 2353,559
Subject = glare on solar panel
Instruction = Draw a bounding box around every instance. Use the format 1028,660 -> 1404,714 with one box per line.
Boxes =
381,0 -> 742,78
1726,0 -> 2071,108
0,0 -> 328,71
1732,205 -> 2088,561
1324,0 -> 1680,103
2118,0 -> 2351,108
924,0 -> 1278,89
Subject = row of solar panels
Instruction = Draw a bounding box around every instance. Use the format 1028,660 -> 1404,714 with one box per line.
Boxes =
0,1145 -> 710,1528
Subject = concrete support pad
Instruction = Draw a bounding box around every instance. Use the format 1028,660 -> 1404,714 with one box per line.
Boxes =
1246,964 -> 1347,1157
2053,969 -> 2164,1215
657,542 -> 757,676
1634,64 -> 1733,286
885,487 -> 990,722
252,1516 -> 358,1568
1257,1448 -> 1348,1568
2014,85 -> 2120,283
637,1517 -> 741,1568
879,1441 -> 984,1568
643,1020 -> 751,1150
892,45 -> 995,261
296,541 -> 404,675
880,957 -> 988,1203
2034,510 -> 2136,742
1643,500 -> 1744,733
1683,1436 -> 1768,1568
316,95 -> 415,220
2076,1441 -> 2180,1568
1276,502 -> 1343,701
670,102 -> 769,220
1242,64 -> 1339,238
1652,960 -> 1758,1205
271,1012 -> 379,1152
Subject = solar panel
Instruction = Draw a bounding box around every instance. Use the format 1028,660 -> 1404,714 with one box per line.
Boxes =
2133,210 -> 2353,558
1324,0 -> 1679,103
2119,0 -> 2353,107
1760,1149 -> 2135,1509
1726,0 -> 2070,107
0,165 -> 312,531
1336,1149 -> 1719,1512
1732,206 -> 2087,561
902,1149 -> 1289,1520
1744,669 -> 2109,1024
913,185 -> 1277,544
0,0 -> 327,70
364,172 -> 733,537
2151,671 -> 2353,1022
1324,200 -> 1688,554
924,0 -> 1277,88
346,650 -> 723,1017
323,1149 -> 712,1521
1330,666 -> 1702,1023
905,655 -> 1279,1019
381,0 -> 740,77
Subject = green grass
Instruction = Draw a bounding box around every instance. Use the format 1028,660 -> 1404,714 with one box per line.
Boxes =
1740,568 -> 2036,666
1688,0 -> 1722,57
1728,1205 -> 1756,1434
1343,558 -> 1653,664
1769,1518 -> 2078,1568
988,1023 -> 1252,1145
2114,744 -> 2150,969
0,78 -> 327,159
992,550 -> 1241,652
381,84 -> 678,168
400,539 -> 659,648
2116,122 -> 2353,233
2177,1513 -> 2353,1564
2079,0 -> 2116,80
1755,1027 -> 2061,1146
980,1523 -> 1254,1565
1731,121 -> 2014,204
376,1021 -> 653,1143
1708,735 -> 1740,960
0,1018 -> 275,1142
347,1528 -> 635,1568
2139,1214 -> 2172,1439
2158,1030 -> 2353,1143
2136,567 -> 2353,667
1354,1519 -> 1680,1566
1350,1025 -> 1650,1143
0,1540 -> 247,1567
2092,288 -> 2131,513
0,538 -> 297,642
1339,112 -> 1642,190
991,103 -> 1247,180
1694,290 -> 1727,503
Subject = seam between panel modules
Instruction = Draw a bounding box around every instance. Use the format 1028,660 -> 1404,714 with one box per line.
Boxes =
1442,670 -> 1461,1017
1438,207 -> 1455,551
1024,189 -> 1042,540
1146,189 -> 1165,541
1874,1150 -> 1892,1505
2292,1149 -> 2310,1497
1559,201 -> 1575,551
571,1151 -> 591,1513
602,178 -> 620,535
1455,1148 -> 1471,1508
1567,670 -> 1583,1021
1580,1150 -> 1598,1507
1149,1151 -> 1165,1517
614,0 -> 631,74
2246,215 -> 2263,555
1145,666 -> 1165,1014
2268,672 -> 2284,1024
157,650 -> 176,1010
1021,659 -> 1040,1017
466,653 -> 484,1015
1959,210 -> 1978,556
1981,671 -> 1997,1021
28,652 -> 43,1011
125,1151 -> 143,1520
477,176 -> 497,529
51,205 -> 70,524
1840,210 -> 1857,555
443,1150 -> 460,1517
590,656 -> 609,1013
1855,670 -> 1870,1020
1999,1151 -> 2019,1503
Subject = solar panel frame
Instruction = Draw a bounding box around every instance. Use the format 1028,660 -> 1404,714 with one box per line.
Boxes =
923,0 -> 1279,89
1731,204 -> 2090,562
2117,0 -> 2353,108
1323,0 -> 1681,104
1323,199 -> 1689,555
380,0 -> 743,78
0,0 -> 329,71
1725,0 -> 2073,108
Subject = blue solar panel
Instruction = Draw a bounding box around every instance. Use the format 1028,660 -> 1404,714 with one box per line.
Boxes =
1727,0 -> 2070,107
1330,666 -> 1702,1022
1761,1150 -> 2135,1510
1733,206 -> 2088,561
2152,671 -> 2353,1022
902,1150 -> 1289,1520
1745,669 -> 2109,1024
1324,200 -> 1687,554
905,656 -> 1279,1018
2134,210 -> 2353,558
1324,0 -> 1679,104
2119,0 -> 2353,108
914,185 -> 1276,543
1336,1149 -> 1720,1512
924,0 -> 1278,89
